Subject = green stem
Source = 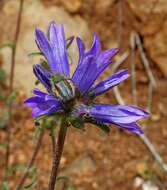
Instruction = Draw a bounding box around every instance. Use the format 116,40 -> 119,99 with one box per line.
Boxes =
48,120 -> 68,190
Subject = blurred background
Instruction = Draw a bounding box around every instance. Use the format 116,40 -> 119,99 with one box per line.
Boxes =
0,0 -> 167,189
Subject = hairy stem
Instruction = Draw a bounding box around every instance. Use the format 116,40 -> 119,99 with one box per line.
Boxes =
16,130 -> 44,190
48,120 -> 68,190
5,0 -> 24,174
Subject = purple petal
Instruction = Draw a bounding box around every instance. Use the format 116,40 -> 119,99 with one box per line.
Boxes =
33,88 -> 48,97
24,96 -> 44,105
33,64 -> 52,91
35,29 -> 55,71
72,33 -> 118,94
88,104 -> 149,124
73,104 -> 145,134
45,94 -> 58,101
48,22 -> 69,76
115,122 -> 143,134
76,37 -> 85,64
24,96 -> 44,108
86,33 -> 101,56
24,89 -> 62,118
90,69 -> 129,96
32,104 -> 60,118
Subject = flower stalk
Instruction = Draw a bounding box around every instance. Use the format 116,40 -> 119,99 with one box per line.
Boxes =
48,119 -> 68,190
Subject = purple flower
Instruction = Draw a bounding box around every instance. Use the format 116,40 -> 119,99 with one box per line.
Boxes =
24,22 -> 149,134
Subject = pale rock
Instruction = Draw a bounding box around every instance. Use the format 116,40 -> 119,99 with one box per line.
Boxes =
60,0 -> 83,13
128,0 -> 167,15
133,176 -> 144,188
142,181 -> 159,190
0,0 -> 91,94
128,0 -> 167,78
95,0 -> 115,14
150,114 -> 161,122
62,153 -> 96,176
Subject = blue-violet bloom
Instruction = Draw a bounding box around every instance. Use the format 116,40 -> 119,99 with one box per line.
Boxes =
24,22 -> 149,134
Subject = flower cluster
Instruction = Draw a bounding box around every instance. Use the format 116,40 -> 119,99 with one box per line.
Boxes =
24,22 -> 149,134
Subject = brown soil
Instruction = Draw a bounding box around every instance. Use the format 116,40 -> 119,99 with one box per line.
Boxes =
0,0 -> 167,190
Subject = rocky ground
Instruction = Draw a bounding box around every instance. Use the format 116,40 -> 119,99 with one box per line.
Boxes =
0,0 -> 167,190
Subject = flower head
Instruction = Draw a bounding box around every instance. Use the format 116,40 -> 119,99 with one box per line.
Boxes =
24,22 -> 149,134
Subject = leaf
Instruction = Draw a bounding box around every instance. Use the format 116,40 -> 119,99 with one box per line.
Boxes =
1,182 -> 10,190
0,69 -> 6,81
6,91 -> 17,106
0,113 -> 9,129
67,187 -> 77,190
7,164 -> 27,176
28,52 -> 43,57
23,178 -> 37,189
24,166 -> 38,189
6,164 -> 38,189
0,142 -> 8,150
57,176 -> 69,182
0,42 -> 15,50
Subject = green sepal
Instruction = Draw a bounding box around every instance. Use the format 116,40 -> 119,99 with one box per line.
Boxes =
34,114 -> 61,131
51,74 -> 65,84
84,117 -> 110,134
68,117 -> 85,130
40,60 -> 49,69
35,79 -> 40,86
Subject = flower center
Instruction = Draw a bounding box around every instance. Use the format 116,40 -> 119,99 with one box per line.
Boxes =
51,75 -> 76,103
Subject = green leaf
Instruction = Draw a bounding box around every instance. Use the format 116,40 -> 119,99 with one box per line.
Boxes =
0,69 -> 6,81
24,166 -> 38,189
0,142 -> 8,150
1,182 -> 10,190
6,91 -> 17,105
0,113 -> 9,129
7,164 -> 27,176
67,187 -> 77,190
6,164 -> 38,188
23,178 -> 37,189
0,42 -> 15,50
28,52 -> 43,57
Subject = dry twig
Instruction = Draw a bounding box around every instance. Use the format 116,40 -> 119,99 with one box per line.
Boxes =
5,0 -> 24,177
130,32 -> 137,105
111,51 -> 167,173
